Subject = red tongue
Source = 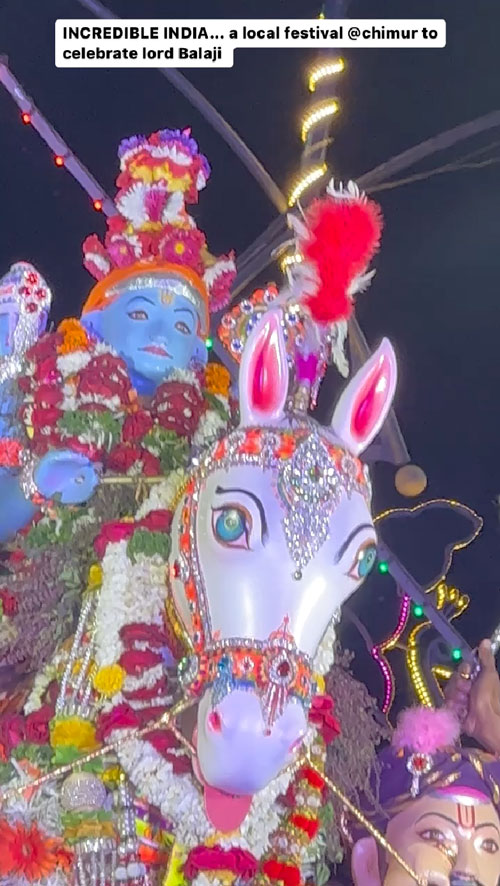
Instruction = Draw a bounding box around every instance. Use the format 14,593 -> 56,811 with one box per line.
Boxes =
203,782 -> 253,832
192,729 -> 253,832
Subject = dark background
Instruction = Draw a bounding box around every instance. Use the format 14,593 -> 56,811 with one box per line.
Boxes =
1,0 -> 499,712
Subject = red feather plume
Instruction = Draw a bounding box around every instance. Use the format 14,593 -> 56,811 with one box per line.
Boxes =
299,194 -> 383,324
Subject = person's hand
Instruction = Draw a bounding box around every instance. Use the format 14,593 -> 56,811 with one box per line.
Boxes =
445,639 -> 500,756
34,450 -> 100,505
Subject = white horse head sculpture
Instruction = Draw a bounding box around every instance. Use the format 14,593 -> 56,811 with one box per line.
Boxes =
168,310 -> 397,813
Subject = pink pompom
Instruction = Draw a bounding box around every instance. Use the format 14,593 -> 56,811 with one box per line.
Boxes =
392,707 -> 460,755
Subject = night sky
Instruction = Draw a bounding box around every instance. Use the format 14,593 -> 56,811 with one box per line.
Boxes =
1,0 -> 500,710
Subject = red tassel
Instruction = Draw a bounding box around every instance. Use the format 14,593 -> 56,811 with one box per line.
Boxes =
300,195 -> 383,325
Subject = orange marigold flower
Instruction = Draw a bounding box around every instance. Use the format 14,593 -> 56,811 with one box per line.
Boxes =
205,363 -> 231,398
56,318 -> 90,355
0,820 -> 65,880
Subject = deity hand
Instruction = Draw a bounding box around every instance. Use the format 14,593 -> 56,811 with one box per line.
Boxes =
34,450 -> 100,505
351,837 -> 451,886
445,639 -> 500,756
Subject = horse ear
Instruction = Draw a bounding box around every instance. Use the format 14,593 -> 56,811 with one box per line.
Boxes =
238,311 -> 289,426
331,338 -> 397,456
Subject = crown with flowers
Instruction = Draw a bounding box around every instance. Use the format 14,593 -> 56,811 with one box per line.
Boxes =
82,128 -> 236,335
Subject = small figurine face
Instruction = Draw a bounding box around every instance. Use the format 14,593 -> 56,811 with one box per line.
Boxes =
82,284 -> 207,393
383,790 -> 500,886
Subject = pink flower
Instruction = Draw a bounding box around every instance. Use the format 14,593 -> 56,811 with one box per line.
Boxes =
159,228 -> 206,274
96,704 -> 139,743
83,235 -> 111,281
106,235 -> 138,269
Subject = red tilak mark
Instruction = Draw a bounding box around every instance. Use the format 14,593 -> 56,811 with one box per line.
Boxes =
457,802 -> 476,830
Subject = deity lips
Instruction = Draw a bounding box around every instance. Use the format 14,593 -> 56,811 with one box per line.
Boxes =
141,344 -> 172,358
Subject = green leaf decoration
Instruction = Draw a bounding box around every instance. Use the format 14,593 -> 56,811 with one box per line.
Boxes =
127,529 -> 172,563
143,427 -> 190,472
57,410 -> 122,452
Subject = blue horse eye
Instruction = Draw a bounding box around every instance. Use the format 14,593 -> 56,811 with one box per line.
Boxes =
357,544 -> 377,578
215,508 -> 246,543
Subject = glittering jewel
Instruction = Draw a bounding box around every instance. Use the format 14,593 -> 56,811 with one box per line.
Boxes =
278,435 -> 343,571
407,752 -> 432,797
211,654 -> 236,707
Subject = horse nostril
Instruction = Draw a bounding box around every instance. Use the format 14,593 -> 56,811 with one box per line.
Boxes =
207,710 -> 223,733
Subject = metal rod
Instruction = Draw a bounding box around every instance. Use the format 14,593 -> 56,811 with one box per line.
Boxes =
0,57 -> 115,216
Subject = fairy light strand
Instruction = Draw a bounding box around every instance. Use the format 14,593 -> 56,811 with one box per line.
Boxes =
288,163 -> 327,206
301,100 -> 339,142
308,59 -> 345,92
371,593 -> 411,714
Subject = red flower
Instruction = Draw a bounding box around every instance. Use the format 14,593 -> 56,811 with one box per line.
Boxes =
0,714 -> 25,753
28,332 -> 62,364
122,411 -> 154,442
300,766 -> 325,790
33,356 -> 60,384
120,622 -> 168,647
96,703 -> 139,742
0,439 -> 23,468
262,860 -> 301,886
151,381 -> 204,437
139,509 -> 173,533
94,520 -> 135,558
290,813 -> 319,840
185,846 -> 258,880
25,704 -> 52,745
107,443 -> 142,474
138,448 -> 162,477
106,214 -> 127,236
107,235 -> 139,269
30,406 -> 62,429
0,589 -> 18,617
119,649 -> 163,675
35,384 -> 63,407
308,694 -> 341,744
9,550 -> 25,565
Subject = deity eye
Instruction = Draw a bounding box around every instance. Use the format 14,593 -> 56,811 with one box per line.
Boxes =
175,320 -> 192,335
128,309 -> 149,321
212,505 -> 252,550
347,541 -> 377,581
481,837 -> 499,854
418,828 -> 447,845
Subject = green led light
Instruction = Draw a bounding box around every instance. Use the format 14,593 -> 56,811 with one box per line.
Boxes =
206,337 -> 213,349
377,560 -> 389,574
413,604 -> 424,618
451,647 -> 463,662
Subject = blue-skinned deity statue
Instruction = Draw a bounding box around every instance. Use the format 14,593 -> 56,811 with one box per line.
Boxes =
0,127 -> 236,542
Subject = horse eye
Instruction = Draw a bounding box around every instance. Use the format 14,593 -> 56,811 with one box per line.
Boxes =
347,541 -> 377,581
212,505 -> 252,550
128,310 -> 148,320
175,321 -> 191,335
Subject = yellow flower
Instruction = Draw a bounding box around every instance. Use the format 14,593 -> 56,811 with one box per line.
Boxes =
71,660 -> 83,677
56,318 -> 89,355
101,766 -> 122,786
87,564 -> 102,591
50,716 -> 99,752
205,363 -> 231,398
93,664 -> 125,698
314,673 -> 325,694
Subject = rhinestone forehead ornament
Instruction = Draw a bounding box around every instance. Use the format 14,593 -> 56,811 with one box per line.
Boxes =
277,433 -> 371,571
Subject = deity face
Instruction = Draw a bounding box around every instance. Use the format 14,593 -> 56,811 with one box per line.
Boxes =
82,284 -> 207,394
383,790 -> 500,886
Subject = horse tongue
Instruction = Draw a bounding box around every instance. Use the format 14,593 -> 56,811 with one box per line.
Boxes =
203,782 -> 253,832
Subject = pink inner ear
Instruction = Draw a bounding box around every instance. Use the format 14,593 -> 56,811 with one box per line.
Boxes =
249,323 -> 285,414
351,355 -> 390,442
